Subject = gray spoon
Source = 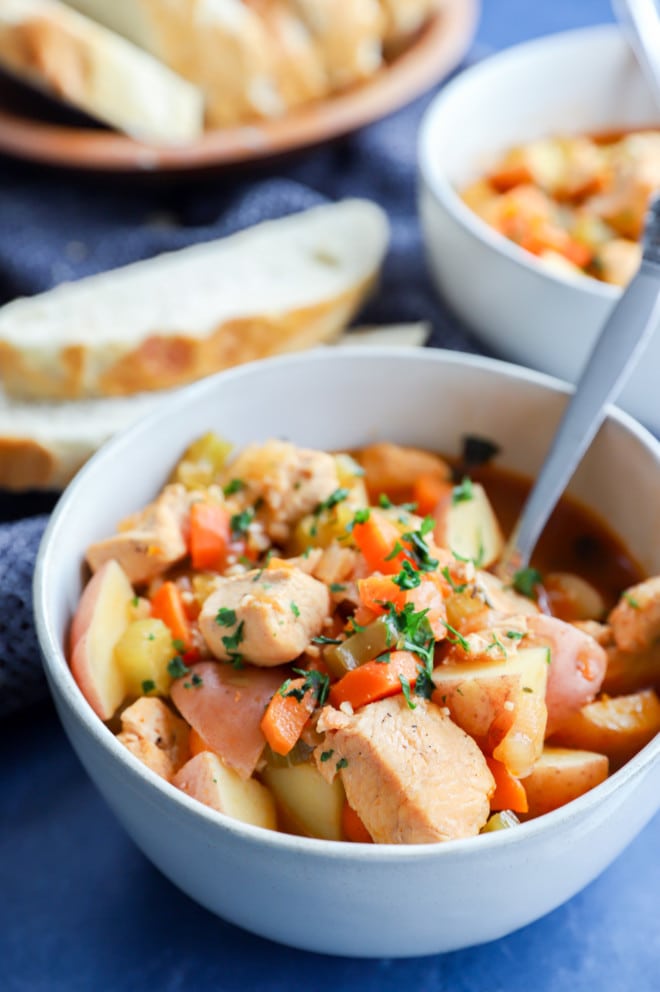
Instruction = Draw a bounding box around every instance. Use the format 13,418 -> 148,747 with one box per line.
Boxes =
497,195 -> 660,583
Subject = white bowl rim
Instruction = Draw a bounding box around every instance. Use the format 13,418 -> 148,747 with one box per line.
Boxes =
418,23 -> 630,302
34,346 -> 660,863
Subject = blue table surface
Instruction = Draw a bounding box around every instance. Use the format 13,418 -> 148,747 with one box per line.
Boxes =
3,2 -> 659,990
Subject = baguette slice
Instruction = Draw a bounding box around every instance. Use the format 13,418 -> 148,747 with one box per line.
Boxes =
0,200 -> 389,402
0,0 -> 204,143
379,0 -> 444,52
0,322 -> 426,492
287,0 -> 385,88
62,0 -> 288,125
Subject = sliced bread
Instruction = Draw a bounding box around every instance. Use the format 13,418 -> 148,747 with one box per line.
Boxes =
0,200 -> 389,402
62,0 -> 289,125
0,324 -> 428,491
0,0 -> 204,143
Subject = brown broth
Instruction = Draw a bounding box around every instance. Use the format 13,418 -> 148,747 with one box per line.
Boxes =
470,463 -> 643,609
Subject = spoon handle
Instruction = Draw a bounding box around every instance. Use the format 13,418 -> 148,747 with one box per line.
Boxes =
613,0 -> 660,110
498,199 -> 660,582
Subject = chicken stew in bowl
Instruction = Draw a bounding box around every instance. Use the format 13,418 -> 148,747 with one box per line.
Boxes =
461,129 -> 660,287
69,434 -> 660,844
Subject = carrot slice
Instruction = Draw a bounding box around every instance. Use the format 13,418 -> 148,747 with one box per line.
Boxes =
150,581 -> 192,651
486,756 -> 529,814
357,575 -> 405,614
352,511 -> 406,575
329,650 -> 419,710
261,678 -> 317,756
342,801 -> 373,843
189,502 -> 230,571
413,474 -> 453,516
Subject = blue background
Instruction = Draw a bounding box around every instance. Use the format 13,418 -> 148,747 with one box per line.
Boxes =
3,2 -> 659,990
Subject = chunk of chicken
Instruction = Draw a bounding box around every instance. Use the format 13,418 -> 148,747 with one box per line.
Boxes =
86,484 -> 190,584
222,440 -> 340,544
609,577 -> 660,654
315,697 -> 494,844
117,697 -> 190,781
198,566 -> 330,666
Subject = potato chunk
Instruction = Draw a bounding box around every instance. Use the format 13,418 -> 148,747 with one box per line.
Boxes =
549,689 -> 660,770
522,747 -> 609,818
173,752 -> 276,829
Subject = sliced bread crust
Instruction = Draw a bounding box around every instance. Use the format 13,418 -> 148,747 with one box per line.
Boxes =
0,0 -> 204,143
0,200 -> 389,401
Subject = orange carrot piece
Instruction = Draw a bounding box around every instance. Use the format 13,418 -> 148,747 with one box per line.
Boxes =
486,756 -> 529,814
352,605 -> 379,628
342,801 -> 373,843
260,678 -> 316,756
413,474 -> 453,516
357,575 -> 405,614
329,650 -> 420,710
189,502 -> 230,571
352,511 -> 406,575
150,581 -> 192,651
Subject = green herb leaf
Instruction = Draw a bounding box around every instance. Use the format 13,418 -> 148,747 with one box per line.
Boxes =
222,478 -> 245,497
216,607 -> 237,628
393,559 -> 422,590
336,757 -> 348,771
172,638 -> 187,653
290,667 -> 330,707
141,679 -> 156,694
441,565 -> 467,594
329,582 -> 347,594
314,488 -> 350,516
167,656 -> 190,679
513,567 -> 543,599
290,601 -> 301,618
320,749 -> 334,763
414,665 -> 435,701
506,630 -> 526,641
443,621 -> 471,653
623,592 -> 640,609
230,507 -> 254,536
399,675 -> 416,710
378,493 -> 393,509
312,635 -> 343,646
452,477 -> 474,506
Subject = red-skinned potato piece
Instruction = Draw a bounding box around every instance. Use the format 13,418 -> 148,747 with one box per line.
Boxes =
70,559 -> 134,721
170,661 -> 287,779
526,614 -> 607,735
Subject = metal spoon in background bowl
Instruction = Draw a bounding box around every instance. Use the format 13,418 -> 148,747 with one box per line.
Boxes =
498,195 -> 660,583
612,0 -> 660,111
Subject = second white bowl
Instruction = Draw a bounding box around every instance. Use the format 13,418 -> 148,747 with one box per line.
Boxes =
418,25 -> 660,433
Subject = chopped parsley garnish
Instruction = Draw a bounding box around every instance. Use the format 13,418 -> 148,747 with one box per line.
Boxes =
400,524 -> 439,573
623,592 -> 640,609
441,565 -> 467,594
222,620 -> 245,667
131,595 -> 139,608
183,673 -> 204,689
393,559 -> 422,590
452,477 -> 474,505
378,493 -> 393,509
310,487 -> 350,535
462,435 -> 501,468
222,478 -> 245,497
172,638 -> 187,653
443,621 -> 471,653
513,567 -> 543,599
486,633 -> 507,657
312,635 -> 343,645
414,664 -> 435,701
168,656 -> 190,679
506,630 -> 526,641
147,633 -> 155,641
216,607 -> 238,628
522,686 -> 534,693
282,668 -> 330,707
399,675 -> 416,710
347,618 -> 367,634
290,601 -> 301,618
384,540 -> 404,561
314,487 -> 350,516
329,582 -> 347,594
320,749 -> 334,763
230,507 -> 254,536
141,679 -> 156,694
336,757 -> 348,771
385,601 -> 435,672
353,508 -> 371,525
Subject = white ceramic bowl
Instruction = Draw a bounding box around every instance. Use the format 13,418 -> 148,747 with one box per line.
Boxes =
418,25 -> 660,434
34,348 -> 660,958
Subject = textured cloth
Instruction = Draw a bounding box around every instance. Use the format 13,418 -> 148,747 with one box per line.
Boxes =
0,73 -> 487,718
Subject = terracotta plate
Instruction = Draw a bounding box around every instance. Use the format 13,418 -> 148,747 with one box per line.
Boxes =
0,0 -> 479,175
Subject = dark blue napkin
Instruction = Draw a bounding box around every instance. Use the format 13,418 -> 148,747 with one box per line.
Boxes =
0,80 -> 486,717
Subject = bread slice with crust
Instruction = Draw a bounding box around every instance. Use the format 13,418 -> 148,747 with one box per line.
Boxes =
0,200 -> 389,403
0,0 -> 204,143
